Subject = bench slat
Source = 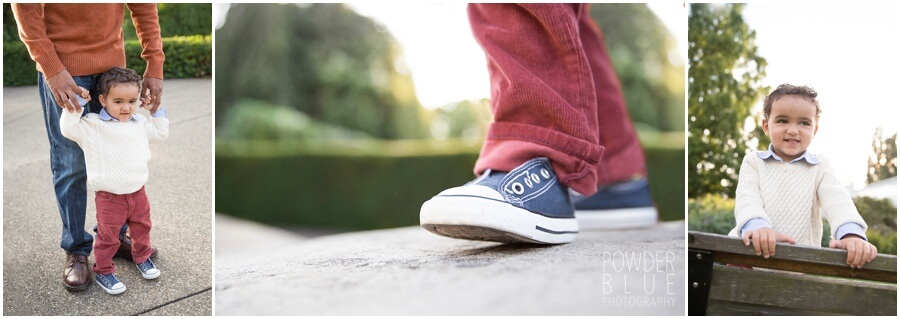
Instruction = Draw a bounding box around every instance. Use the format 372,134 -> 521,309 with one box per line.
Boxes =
708,264 -> 897,316
689,231 -> 897,282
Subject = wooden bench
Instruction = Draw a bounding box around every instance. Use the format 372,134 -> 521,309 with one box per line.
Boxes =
688,231 -> 897,315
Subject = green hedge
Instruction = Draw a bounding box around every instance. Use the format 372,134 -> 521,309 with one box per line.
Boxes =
128,35 -> 212,79
122,4 -> 212,39
3,35 -> 211,86
215,139 -> 685,230
3,40 -> 32,86
688,194 -> 736,235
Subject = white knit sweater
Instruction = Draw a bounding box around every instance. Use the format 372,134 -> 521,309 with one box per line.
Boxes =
60,109 -> 168,194
728,152 -> 867,247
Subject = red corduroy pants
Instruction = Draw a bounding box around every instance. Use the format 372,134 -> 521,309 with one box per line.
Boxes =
468,3 -> 646,196
92,186 -> 153,275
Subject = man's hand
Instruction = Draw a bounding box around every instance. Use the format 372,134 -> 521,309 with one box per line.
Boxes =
742,227 -> 797,258
141,77 -> 163,114
829,235 -> 877,269
45,70 -> 86,113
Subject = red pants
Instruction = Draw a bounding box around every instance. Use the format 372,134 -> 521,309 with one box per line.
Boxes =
92,186 -> 153,275
469,4 -> 646,196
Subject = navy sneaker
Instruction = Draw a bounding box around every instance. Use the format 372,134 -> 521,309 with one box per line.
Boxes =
420,157 -> 578,244
572,177 -> 658,230
95,273 -> 126,295
135,259 -> 160,280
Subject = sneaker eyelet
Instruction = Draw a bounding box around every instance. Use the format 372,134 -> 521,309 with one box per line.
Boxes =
510,182 -> 525,195
540,169 -> 551,179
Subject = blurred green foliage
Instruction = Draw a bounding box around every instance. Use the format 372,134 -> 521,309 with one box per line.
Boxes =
688,3 -> 769,198
688,194 -> 897,255
867,128 -> 898,184
2,41 -> 32,86
122,4 -> 212,40
3,4 -> 211,42
590,3 -> 685,133
127,35 -> 212,79
3,4 -> 15,43
5,36 -> 211,86
855,196 -> 897,254
3,4 -> 211,86
215,4 -> 685,140
687,194 -> 736,236
426,99 -> 493,140
215,4 -> 428,139
218,99 -> 370,140
216,138 -> 684,230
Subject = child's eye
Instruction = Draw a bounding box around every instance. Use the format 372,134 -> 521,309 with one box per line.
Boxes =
801,121 -> 811,126
776,119 -> 787,124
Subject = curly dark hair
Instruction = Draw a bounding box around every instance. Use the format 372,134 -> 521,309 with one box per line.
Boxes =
762,84 -> 821,120
96,66 -> 142,96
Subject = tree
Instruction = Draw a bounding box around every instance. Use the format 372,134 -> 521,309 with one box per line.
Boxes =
590,4 -> 685,133
428,99 -> 492,140
688,3 -> 768,198
215,4 -> 429,140
867,127 -> 897,184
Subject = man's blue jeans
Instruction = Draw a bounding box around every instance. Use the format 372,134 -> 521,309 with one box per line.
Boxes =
38,72 -> 126,256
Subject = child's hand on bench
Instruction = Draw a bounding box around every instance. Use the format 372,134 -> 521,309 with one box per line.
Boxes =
742,227 -> 797,259
829,235 -> 878,269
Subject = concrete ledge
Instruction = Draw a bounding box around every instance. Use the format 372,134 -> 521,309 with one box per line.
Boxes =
216,220 -> 686,315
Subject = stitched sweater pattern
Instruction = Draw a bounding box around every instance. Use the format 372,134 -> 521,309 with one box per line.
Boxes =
59,110 -> 168,194
728,153 -> 867,247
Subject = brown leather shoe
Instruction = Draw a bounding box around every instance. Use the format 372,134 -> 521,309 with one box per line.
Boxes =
114,233 -> 158,262
64,253 -> 90,291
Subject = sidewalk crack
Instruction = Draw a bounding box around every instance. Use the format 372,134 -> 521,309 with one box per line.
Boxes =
133,287 -> 211,315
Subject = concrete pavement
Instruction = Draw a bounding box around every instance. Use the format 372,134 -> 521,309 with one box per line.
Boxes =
3,79 -> 212,316
216,216 -> 685,315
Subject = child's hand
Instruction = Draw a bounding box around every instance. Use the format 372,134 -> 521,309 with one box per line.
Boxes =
742,227 -> 797,258
78,86 -> 90,99
140,96 -> 151,109
71,86 -> 91,111
829,235 -> 877,269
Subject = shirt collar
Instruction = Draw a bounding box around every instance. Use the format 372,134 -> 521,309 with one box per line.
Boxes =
99,108 -> 135,122
757,144 -> 821,164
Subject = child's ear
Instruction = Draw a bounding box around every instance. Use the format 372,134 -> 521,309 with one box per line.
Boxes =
813,122 -> 819,136
761,118 -> 770,136
98,94 -> 107,106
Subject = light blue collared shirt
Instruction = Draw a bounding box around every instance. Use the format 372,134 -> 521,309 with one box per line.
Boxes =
99,108 -> 167,122
756,143 -> 821,164
741,144 -> 867,241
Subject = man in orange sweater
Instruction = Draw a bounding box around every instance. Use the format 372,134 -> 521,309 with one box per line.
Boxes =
12,4 -> 165,291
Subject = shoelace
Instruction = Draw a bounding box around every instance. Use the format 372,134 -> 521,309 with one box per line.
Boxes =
65,255 -> 86,275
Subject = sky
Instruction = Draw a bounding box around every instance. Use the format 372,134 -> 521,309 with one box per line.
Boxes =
214,3 -> 687,110
742,3 -> 900,190
344,3 -> 687,110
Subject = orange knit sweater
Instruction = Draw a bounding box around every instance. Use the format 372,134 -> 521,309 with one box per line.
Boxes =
12,4 -> 164,79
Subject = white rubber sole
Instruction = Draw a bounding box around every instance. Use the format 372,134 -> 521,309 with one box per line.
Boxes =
95,278 -> 126,295
420,195 -> 578,244
575,206 -> 658,230
138,267 -> 161,280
